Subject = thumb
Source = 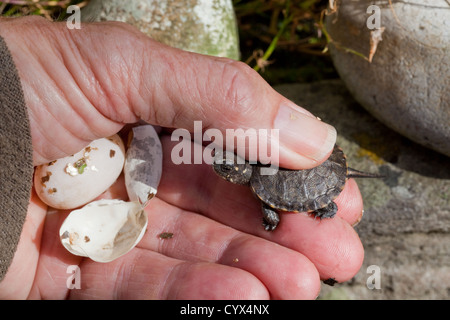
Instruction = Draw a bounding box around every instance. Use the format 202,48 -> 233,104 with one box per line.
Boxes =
128,36 -> 337,169
89,22 -> 336,168
3,17 -> 335,168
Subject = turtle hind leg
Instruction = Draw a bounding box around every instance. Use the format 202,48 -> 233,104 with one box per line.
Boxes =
261,202 -> 280,231
313,201 -> 338,219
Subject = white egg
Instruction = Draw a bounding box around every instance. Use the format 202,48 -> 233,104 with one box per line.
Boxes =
59,199 -> 147,263
34,134 -> 125,209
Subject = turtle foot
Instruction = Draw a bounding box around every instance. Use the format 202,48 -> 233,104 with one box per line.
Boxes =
261,203 -> 280,231
313,201 -> 338,219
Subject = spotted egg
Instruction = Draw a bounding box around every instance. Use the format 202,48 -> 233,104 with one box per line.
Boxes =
34,134 -> 125,209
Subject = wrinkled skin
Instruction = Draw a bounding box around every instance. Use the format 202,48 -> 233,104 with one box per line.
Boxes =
0,16 -> 364,299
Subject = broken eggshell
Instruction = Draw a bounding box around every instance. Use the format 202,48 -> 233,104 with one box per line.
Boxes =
59,199 -> 147,263
34,135 -> 125,209
124,125 -> 163,207
58,125 -> 163,263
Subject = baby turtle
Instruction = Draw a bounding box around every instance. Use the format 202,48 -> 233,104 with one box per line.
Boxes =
213,145 -> 381,231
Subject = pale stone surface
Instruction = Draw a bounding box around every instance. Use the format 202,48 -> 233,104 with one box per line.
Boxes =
275,80 -> 450,299
81,0 -> 240,59
325,0 -> 450,157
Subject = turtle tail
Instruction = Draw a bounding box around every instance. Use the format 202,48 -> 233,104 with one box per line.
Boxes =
347,167 -> 384,179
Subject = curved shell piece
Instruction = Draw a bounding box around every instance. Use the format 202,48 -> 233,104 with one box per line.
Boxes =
124,125 -> 163,207
59,199 -> 147,263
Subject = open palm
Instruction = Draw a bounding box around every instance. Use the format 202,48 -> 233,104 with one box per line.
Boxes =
0,17 -> 364,299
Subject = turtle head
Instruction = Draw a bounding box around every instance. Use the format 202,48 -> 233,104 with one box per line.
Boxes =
212,151 -> 253,185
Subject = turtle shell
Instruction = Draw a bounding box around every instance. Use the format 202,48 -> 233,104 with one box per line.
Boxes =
250,145 -> 348,212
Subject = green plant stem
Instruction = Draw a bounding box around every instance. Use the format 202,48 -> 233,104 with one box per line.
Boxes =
254,10 -> 292,72
318,8 -> 370,62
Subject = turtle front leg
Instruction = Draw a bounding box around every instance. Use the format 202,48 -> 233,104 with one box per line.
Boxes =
313,201 -> 338,219
261,202 -> 280,231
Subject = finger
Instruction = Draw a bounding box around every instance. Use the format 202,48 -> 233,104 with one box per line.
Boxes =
136,198 -> 320,300
73,21 -> 336,169
0,17 -> 125,165
27,204 -> 84,299
0,190 -> 47,299
25,174 -> 305,299
128,38 -> 337,169
271,214 -> 364,283
30,212 -> 271,301
26,194 -> 271,299
334,178 -> 364,226
158,174 -> 363,283
69,249 -> 270,300
56,163 -> 321,299
1,17 -> 335,168
157,136 -> 364,282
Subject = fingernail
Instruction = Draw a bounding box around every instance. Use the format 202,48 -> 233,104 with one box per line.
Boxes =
274,102 -> 337,165
352,209 -> 364,227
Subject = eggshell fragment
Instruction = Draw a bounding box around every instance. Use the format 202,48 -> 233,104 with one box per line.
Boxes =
124,125 -> 163,207
59,199 -> 147,263
53,127 -> 163,263
34,135 -> 125,209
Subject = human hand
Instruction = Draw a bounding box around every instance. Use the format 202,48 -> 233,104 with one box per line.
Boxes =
0,16 -> 364,299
